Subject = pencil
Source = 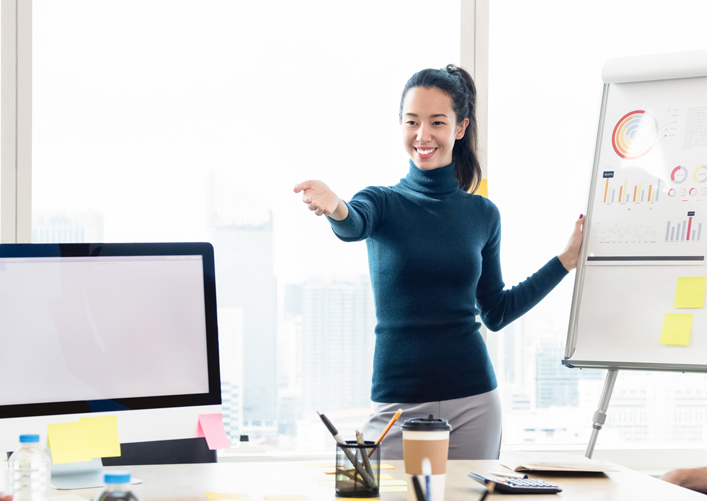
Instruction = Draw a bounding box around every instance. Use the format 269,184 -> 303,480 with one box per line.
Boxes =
356,430 -> 375,479
478,481 -> 495,501
368,408 -> 403,457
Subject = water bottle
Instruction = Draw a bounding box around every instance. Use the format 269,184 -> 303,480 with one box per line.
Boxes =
8,434 -> 51,501
95,471 -> 139,501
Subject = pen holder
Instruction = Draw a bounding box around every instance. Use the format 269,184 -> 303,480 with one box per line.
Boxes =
335,441 -> 380,497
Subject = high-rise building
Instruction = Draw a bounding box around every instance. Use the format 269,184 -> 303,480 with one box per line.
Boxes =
536,343 -> 604,409
32,211 -> 104,243
209,172 -> 277,441
300,275 -> 376,415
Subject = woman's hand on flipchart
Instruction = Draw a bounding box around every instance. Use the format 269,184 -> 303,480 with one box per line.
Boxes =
0,492 -> 13,501
558,214 -> 584,271
294,180 -> 349,221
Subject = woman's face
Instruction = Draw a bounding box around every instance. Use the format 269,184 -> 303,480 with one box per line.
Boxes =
400,86 -> 468,170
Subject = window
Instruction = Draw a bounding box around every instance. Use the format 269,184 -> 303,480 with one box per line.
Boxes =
32,0 -> 460,451
488,0 -> 707,447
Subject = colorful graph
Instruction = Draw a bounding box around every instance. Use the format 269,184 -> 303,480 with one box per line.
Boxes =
694,165 -> 707,183
612,110 -> 659,160
665,215 -> 703,242
671,166 -> 688,184
600,171 -> 660,203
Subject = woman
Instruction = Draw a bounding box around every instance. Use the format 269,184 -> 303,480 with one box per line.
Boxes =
294,64 -> 583,459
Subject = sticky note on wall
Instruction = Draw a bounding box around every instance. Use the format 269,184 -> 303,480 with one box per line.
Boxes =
197,414 -> 231,450
659,313 -> 693,346
47,422 -> 93,464
674,276 -> 707,308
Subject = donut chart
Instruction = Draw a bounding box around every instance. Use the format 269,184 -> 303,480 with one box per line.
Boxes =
612,110 -> 659,160
671,165 -> 688,184
694,165 -> 707,183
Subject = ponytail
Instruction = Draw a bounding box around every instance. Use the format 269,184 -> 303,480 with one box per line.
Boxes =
399,64 -> 482,193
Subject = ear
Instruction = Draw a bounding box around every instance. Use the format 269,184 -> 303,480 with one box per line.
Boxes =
456,118 -> 469,140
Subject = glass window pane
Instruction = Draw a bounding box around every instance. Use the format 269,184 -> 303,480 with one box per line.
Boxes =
33,0 -> 460,450
489,0 -> 707,447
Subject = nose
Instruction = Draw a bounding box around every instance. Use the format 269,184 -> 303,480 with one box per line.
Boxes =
416,123 -> 432,143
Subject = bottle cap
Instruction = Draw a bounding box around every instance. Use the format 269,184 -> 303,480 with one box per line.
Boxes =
401,414 -> 452,431
19,434 -> 40,443
104,470 -> 131,484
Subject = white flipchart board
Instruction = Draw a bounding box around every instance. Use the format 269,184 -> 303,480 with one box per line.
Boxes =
565,50 -> 707,372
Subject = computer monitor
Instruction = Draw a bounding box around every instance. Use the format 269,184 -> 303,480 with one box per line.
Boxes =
0,243 -> 222,479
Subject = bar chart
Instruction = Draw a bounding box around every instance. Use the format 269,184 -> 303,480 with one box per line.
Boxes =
600,171 -> 660,204
665,215 -> 702,243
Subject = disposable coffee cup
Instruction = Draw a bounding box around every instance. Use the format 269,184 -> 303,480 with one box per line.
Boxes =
402,415 -> 451,501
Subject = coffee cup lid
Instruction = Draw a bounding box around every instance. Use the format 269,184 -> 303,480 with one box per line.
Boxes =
401,414 -> 452,431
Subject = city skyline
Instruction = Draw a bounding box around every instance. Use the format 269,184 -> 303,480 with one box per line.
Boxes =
32,206 -> 707,449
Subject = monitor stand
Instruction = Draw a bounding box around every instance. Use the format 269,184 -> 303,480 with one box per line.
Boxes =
50,457 -> 141,490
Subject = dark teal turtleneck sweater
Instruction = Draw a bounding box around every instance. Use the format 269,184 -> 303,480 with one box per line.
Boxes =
328,161 -> 568,403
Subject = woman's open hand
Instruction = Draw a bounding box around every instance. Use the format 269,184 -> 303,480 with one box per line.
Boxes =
558,215 -> 584,271
294,180 -> 348,221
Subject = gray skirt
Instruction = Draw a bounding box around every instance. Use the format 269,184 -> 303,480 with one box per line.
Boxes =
361,388 -> 502,460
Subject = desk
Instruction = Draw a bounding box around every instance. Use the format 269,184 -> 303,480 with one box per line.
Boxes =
53,460 -> 705,501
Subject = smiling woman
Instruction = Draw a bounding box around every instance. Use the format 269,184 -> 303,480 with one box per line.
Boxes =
295,64 -> 584,460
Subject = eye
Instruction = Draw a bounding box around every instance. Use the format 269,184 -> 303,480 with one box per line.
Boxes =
433,121 -> 446,126
406,121 -> 418,126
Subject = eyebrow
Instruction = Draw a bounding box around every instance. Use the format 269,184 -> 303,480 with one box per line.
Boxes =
404,113 -> 449,119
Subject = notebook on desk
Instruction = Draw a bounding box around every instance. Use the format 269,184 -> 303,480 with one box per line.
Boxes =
499,452 -> 621,473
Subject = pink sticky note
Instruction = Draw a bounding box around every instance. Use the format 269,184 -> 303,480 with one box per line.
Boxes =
197,414 -> 231,450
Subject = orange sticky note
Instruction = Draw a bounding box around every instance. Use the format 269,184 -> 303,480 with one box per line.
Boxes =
47,422 -> 92,464
196,414 -> 231,450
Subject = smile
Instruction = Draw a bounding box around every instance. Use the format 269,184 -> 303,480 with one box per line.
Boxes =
415,147 -> 437,155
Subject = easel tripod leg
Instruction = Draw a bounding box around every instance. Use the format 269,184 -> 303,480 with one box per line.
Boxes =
585,369 -> 618,459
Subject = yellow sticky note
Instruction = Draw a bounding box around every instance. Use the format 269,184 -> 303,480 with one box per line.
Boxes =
380,486 -> 407,493
660,313 -> 693,346
474,178 -> 488,198
379,473 -> 394,480
675,277 -> 707,308
47,422 -> 92,464
205,493 -> 250,500
79,415 -> 121,458
381,480 -> 407,486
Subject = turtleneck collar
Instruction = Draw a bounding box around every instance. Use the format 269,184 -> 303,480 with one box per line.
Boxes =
401,159 -> 459,195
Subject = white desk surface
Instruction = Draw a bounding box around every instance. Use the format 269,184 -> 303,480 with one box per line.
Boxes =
48,459 -> 705,501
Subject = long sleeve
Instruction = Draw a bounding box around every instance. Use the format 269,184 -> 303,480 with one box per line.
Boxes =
326,187 -> 386,242
475,201 -> 569,332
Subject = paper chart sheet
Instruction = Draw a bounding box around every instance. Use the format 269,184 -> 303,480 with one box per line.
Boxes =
586,77 -> 707,265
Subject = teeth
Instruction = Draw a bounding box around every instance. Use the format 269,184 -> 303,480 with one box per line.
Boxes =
417,148 -> 435,154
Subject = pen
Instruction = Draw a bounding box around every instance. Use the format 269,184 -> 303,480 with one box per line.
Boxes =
489,470 -> 528,479
318,412 -> 377,489
421,458 -> 431,499
478,481 -> 495,501
411,474 -> 427,501
355,430 -> 375,479
368,408 -> 403,457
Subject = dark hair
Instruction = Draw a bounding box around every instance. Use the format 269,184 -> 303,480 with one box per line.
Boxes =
398,64 -> 481,193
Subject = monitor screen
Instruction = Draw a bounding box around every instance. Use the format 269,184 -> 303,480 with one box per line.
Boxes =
0,243 -> 221,449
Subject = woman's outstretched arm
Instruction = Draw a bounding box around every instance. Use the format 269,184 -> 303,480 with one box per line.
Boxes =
294,180 -> 349,221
